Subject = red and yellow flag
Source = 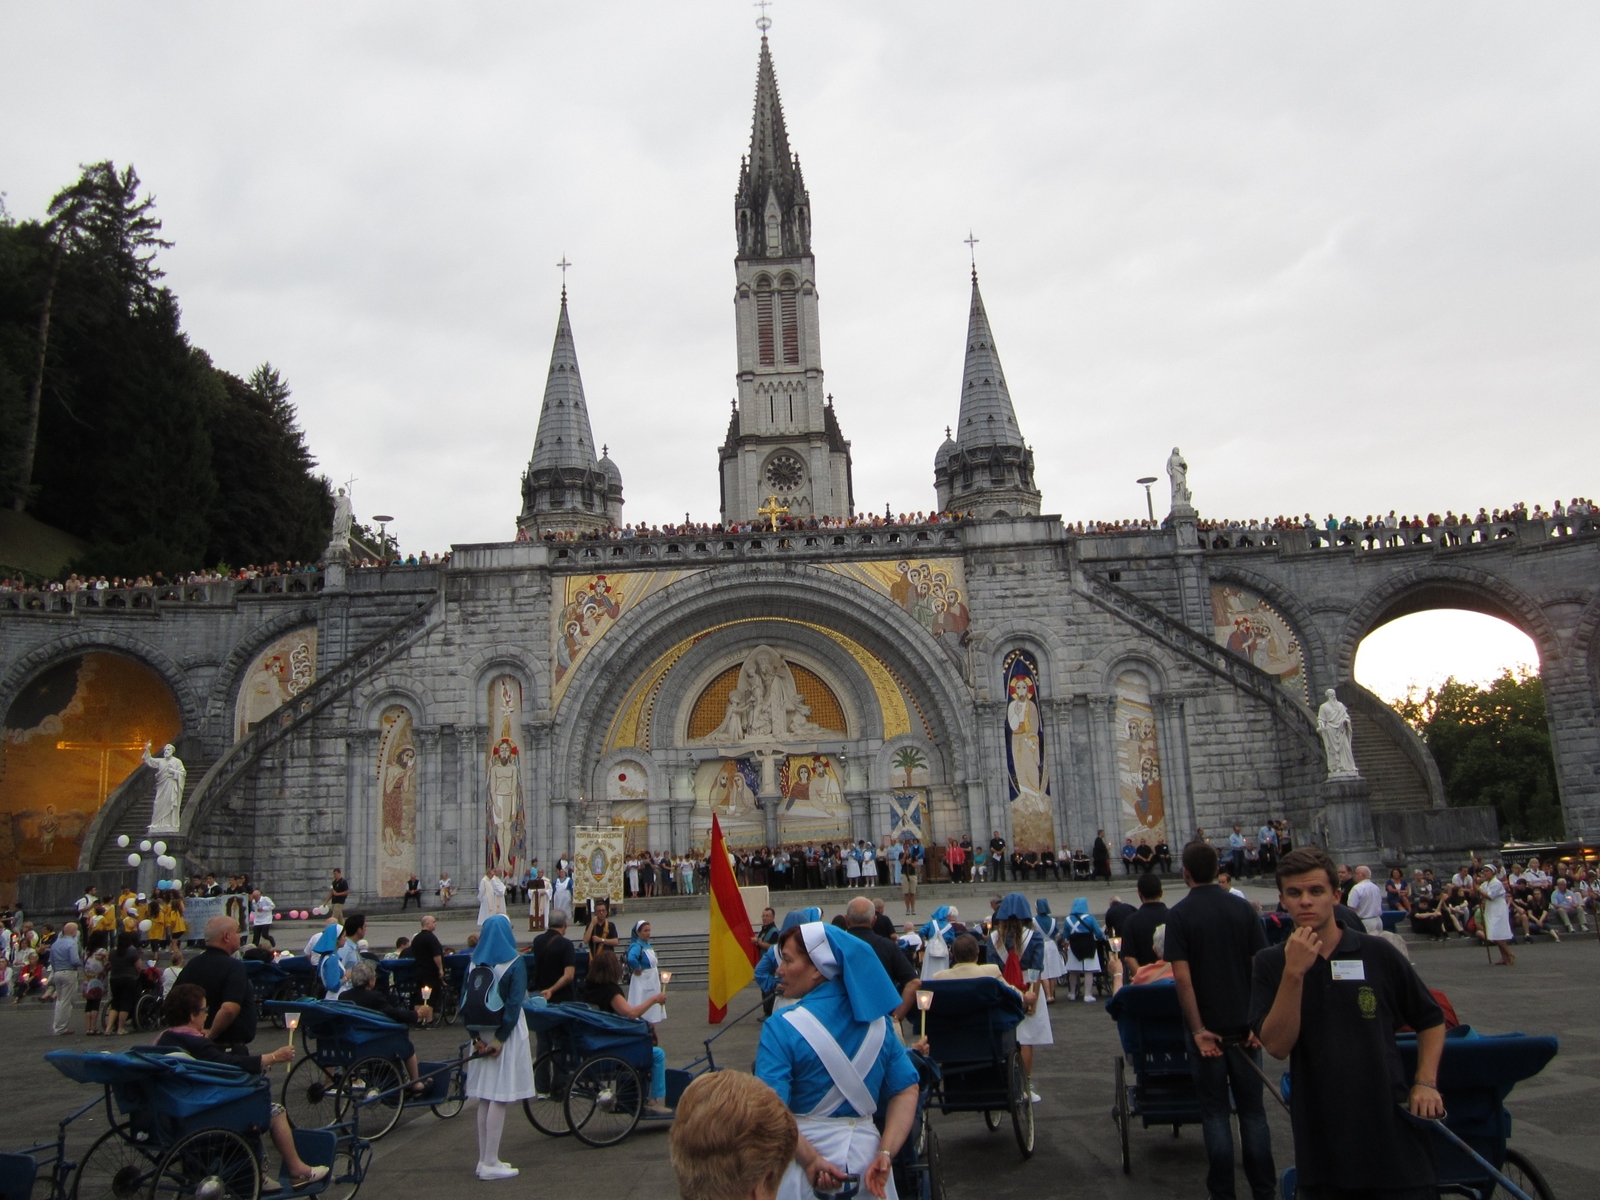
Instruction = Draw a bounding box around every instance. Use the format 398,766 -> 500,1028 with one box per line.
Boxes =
707,813 -> 757,1023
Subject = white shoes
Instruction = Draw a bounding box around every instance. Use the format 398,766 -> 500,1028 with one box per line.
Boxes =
1083,995 -> 1097,1003
476,1164 -> 518,1180
1029,1091 -> 1042,1103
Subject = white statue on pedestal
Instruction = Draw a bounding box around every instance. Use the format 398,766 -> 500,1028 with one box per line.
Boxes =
325,488 -> 354,559
1167,446 -> 1192,512
700,646 -> 829,744
143,742 -> 187,832
1316,689 -> 1360,780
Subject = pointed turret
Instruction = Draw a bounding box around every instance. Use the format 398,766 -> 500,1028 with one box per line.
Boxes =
517,292 -> 623,537
934,271 -> 1041,518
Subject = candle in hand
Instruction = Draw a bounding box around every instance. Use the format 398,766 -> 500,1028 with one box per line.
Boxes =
285,1012 -> 299,1052
915,989 -> 934,1039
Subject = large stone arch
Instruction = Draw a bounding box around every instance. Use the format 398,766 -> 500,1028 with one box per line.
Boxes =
1336,563 -> 1561,679
548,563 -> 980,800
0,629 -> 205,739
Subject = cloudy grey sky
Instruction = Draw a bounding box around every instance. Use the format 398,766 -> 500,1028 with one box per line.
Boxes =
5,1 -> 1596,583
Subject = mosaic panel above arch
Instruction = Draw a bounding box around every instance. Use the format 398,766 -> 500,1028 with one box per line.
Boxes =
1210,583 -> 1308,704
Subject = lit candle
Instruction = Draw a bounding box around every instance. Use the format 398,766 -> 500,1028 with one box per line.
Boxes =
915,989 -> 934,1039
284,1012 -> 299,1053
658,972 -> 670,1016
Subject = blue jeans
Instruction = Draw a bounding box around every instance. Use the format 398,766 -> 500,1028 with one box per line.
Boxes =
650,1046 -> 666,1101
1185,1033 -> 1275,1200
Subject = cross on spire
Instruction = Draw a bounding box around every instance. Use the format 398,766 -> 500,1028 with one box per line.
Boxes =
556,255 -> 572,298
964,231 -> 980,279
754,0 -> 772,34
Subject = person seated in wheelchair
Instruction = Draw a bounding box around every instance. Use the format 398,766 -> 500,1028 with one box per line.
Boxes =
583,949 -> 671,1116
342,960 -> 434,1096
155,983 -> 329,1193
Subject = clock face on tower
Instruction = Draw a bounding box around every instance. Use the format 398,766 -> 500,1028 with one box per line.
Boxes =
765,452 -> 805,493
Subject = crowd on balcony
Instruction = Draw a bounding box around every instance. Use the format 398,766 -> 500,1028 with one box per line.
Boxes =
518,509 -> 974,543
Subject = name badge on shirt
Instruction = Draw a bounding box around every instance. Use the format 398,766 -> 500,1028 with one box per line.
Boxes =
1330,959 -> 1365,982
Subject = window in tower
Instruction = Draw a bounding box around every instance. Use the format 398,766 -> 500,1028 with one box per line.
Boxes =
756,286 -> 775,366
766,212 -> 781,255
780,289 -> 799,365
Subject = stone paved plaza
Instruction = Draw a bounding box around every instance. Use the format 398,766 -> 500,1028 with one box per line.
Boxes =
4,890 -> 1592,1200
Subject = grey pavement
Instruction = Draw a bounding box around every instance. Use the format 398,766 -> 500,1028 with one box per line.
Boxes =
3,906 -> 1593,1198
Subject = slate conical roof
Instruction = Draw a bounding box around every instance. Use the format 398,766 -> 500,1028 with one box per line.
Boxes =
955,272 -> 1026,450
528,292 -> 598,472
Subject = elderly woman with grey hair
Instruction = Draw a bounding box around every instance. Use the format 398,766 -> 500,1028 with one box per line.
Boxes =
342,958 -> 434,1095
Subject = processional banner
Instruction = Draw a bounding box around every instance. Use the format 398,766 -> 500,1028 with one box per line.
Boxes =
572,826 -> 626,906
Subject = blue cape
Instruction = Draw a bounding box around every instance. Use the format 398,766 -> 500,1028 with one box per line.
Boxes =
1036,898 -> 1052,917
472,914 -> 519,966
799,921 -> 901,1023
1069,897 -> 1090,917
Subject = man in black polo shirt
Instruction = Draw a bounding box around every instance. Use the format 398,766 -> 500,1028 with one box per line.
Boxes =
406,915 -> 445,1005
988,831 -> 1007,881
1165,841 -> 1274,1200
1120,873 -> 1169,975
1252,847 -> 1444,1200
844,897 -> 918,1020
531,913 -> 576,1002
174,916 -> 256,1051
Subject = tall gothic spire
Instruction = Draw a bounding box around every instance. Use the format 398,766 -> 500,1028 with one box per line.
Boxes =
518,291 -> 623,536
933,269 -> 1041,518
735,36 -> 811,259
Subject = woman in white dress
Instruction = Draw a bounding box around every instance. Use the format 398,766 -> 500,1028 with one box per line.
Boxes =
1033,898 -> 1066,1002
989,894 -> 1051,1103
626,858 -> 641,899
1476,867 -> 1515,965
463,915 -> 536,1180
625,921 -> 665,1024
844,844 -> 862,887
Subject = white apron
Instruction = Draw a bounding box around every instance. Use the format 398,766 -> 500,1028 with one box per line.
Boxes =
776,1008 -> 897,1200
991,930 -> 1053,1047
1037,920 -> 1066,979
919,923 -> 950,980
628,944 -> 664,1024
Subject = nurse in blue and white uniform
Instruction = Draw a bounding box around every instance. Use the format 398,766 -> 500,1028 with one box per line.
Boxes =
625,921 -> 665,1025
756,922 -> 920,1200
917,906 -> 959,980
755,907 -> 821,1015
311,924 -> 347,1000
989,893 -> 1051,1099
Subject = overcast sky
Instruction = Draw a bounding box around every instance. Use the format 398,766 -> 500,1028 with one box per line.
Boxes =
4,3 -> 1595,686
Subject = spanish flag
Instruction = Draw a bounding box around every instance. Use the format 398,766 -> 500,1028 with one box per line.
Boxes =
707,814 -> 757,1023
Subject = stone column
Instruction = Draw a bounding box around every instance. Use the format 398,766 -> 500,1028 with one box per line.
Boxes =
414,726 -> 442,897
647,796 -> 671,855
550,796 -> 571,864
848,792 -> 869,843
671,800 -> 695,854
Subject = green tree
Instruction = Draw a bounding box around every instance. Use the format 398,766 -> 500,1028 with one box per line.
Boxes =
891,746 -> 927,788
1394,669 -> 1563,841
203,363 -> 333,566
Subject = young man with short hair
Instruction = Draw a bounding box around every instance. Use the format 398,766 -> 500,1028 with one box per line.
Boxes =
1252,847 -> 1445,1200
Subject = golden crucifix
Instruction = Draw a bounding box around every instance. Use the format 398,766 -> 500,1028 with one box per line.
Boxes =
757,494 -> 790,531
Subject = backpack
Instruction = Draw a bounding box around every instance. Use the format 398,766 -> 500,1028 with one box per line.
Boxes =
459,959 -> 513,1030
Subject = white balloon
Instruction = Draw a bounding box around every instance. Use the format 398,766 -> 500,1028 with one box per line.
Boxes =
158,855 -> 176,870
127,853 -> 141,867
138,919 -> 152,933
138,840 -> 152,853
153,841 -> 167,855
117,835 -> 130,848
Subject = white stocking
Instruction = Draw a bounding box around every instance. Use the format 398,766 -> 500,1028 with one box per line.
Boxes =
477,1099 -> 509,1166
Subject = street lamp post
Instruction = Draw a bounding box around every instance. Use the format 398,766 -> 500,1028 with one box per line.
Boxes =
372,515 -> 395,561
1136,478 -> 1157,523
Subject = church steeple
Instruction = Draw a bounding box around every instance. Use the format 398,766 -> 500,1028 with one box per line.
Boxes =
720,33 -> 851,525
518,290 -> 624,537
934,270 -> 1041,518
735,35 -> 811,259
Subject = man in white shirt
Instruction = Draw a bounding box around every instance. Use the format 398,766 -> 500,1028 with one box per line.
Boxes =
1347,866 -> 1384,933
1451,866 -> 1473,889
249,890 -> 275,945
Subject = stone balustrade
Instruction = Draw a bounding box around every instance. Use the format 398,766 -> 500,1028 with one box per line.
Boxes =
0,572 -> 324,616
1080,514 -> 1600,555
542,521 -> 968,571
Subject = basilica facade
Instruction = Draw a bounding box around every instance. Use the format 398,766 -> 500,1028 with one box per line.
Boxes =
5,37 -> 1597,908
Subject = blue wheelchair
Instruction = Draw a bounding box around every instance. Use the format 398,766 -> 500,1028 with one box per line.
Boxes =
39,1046 -> 367,1200
921,977 -> 1033,1159
1105,980 -> 1203,1174
267,1000 -> 467,1140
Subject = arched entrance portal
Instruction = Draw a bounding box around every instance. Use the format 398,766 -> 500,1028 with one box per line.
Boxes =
0,652 -> 182,901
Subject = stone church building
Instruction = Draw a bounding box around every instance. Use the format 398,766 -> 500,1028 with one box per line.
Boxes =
3,37 -> 1598,906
